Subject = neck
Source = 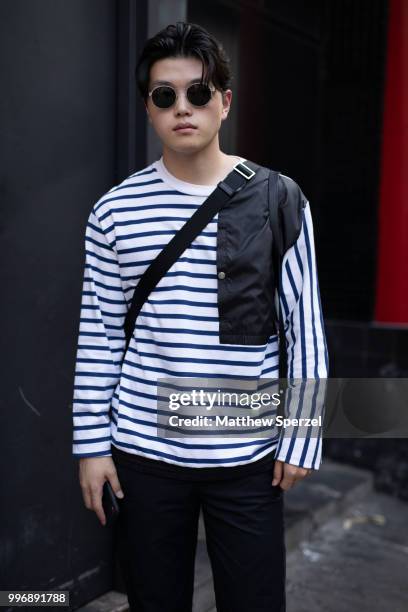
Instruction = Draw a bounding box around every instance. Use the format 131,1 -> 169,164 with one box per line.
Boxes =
161,138 -> 239,185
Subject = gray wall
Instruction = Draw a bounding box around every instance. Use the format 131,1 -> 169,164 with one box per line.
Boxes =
0,0 -> 146,606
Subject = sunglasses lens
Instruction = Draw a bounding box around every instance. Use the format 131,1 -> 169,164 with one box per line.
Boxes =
187,84 -> 212,106
151,86 -> 176,108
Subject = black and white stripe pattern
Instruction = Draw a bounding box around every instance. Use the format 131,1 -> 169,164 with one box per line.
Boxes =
72,158 -> 329,469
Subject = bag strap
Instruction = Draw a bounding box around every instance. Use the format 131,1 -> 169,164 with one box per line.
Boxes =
268,170 -> 288,380
123,160 -> 261,351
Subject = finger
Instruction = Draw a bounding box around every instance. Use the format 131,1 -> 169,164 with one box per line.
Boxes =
107,471 -> 125,499
283,468 -> 310,488
81,485 -> 92,510
90,486 -> 106,526
280,474 -> 297,490
280,466 -> 298,490
272,460 -> 283,485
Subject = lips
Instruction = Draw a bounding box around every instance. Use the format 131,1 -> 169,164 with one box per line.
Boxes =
174,124 -> 197,130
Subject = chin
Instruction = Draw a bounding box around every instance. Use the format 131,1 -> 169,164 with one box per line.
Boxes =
167,141 -> 204,155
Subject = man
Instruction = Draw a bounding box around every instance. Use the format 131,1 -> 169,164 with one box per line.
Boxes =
73,21 -> 329,612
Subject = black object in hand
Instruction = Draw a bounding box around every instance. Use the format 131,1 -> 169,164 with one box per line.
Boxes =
102,480 -> 120,526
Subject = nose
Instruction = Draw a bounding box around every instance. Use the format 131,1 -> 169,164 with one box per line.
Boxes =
173,90 -> 192,115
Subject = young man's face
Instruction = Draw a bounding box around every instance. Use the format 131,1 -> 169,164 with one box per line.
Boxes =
145,55 -> 232,155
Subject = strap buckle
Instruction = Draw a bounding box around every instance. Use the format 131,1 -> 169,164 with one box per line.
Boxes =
233,161 -> 255,180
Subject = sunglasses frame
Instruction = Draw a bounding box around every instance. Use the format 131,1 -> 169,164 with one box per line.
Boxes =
147,82 -> 217,109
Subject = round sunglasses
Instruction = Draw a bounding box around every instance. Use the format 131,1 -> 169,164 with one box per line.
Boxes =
147,83 -> 216,109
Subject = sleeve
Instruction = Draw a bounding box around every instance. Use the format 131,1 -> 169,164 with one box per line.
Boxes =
273,194 -> 329,470
72,203 -> 128,458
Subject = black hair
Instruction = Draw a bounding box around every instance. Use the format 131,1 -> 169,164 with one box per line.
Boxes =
135,21 -> 232,102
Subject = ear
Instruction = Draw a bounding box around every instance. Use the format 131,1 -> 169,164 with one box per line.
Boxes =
221,89 -> 232,120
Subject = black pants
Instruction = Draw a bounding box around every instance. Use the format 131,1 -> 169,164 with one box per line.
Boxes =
114,460 -> 286,612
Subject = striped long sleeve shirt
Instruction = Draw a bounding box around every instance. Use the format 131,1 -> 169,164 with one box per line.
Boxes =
72,156 -> 329,469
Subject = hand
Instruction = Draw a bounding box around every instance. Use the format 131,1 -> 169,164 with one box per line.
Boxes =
79,457 -> 124,526
272,459 -> 312,490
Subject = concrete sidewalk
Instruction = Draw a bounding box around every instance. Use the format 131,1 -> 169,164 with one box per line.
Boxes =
285,489 -> 408,611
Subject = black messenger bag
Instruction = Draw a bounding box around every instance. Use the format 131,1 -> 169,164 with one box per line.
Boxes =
123,160 -> 261,352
